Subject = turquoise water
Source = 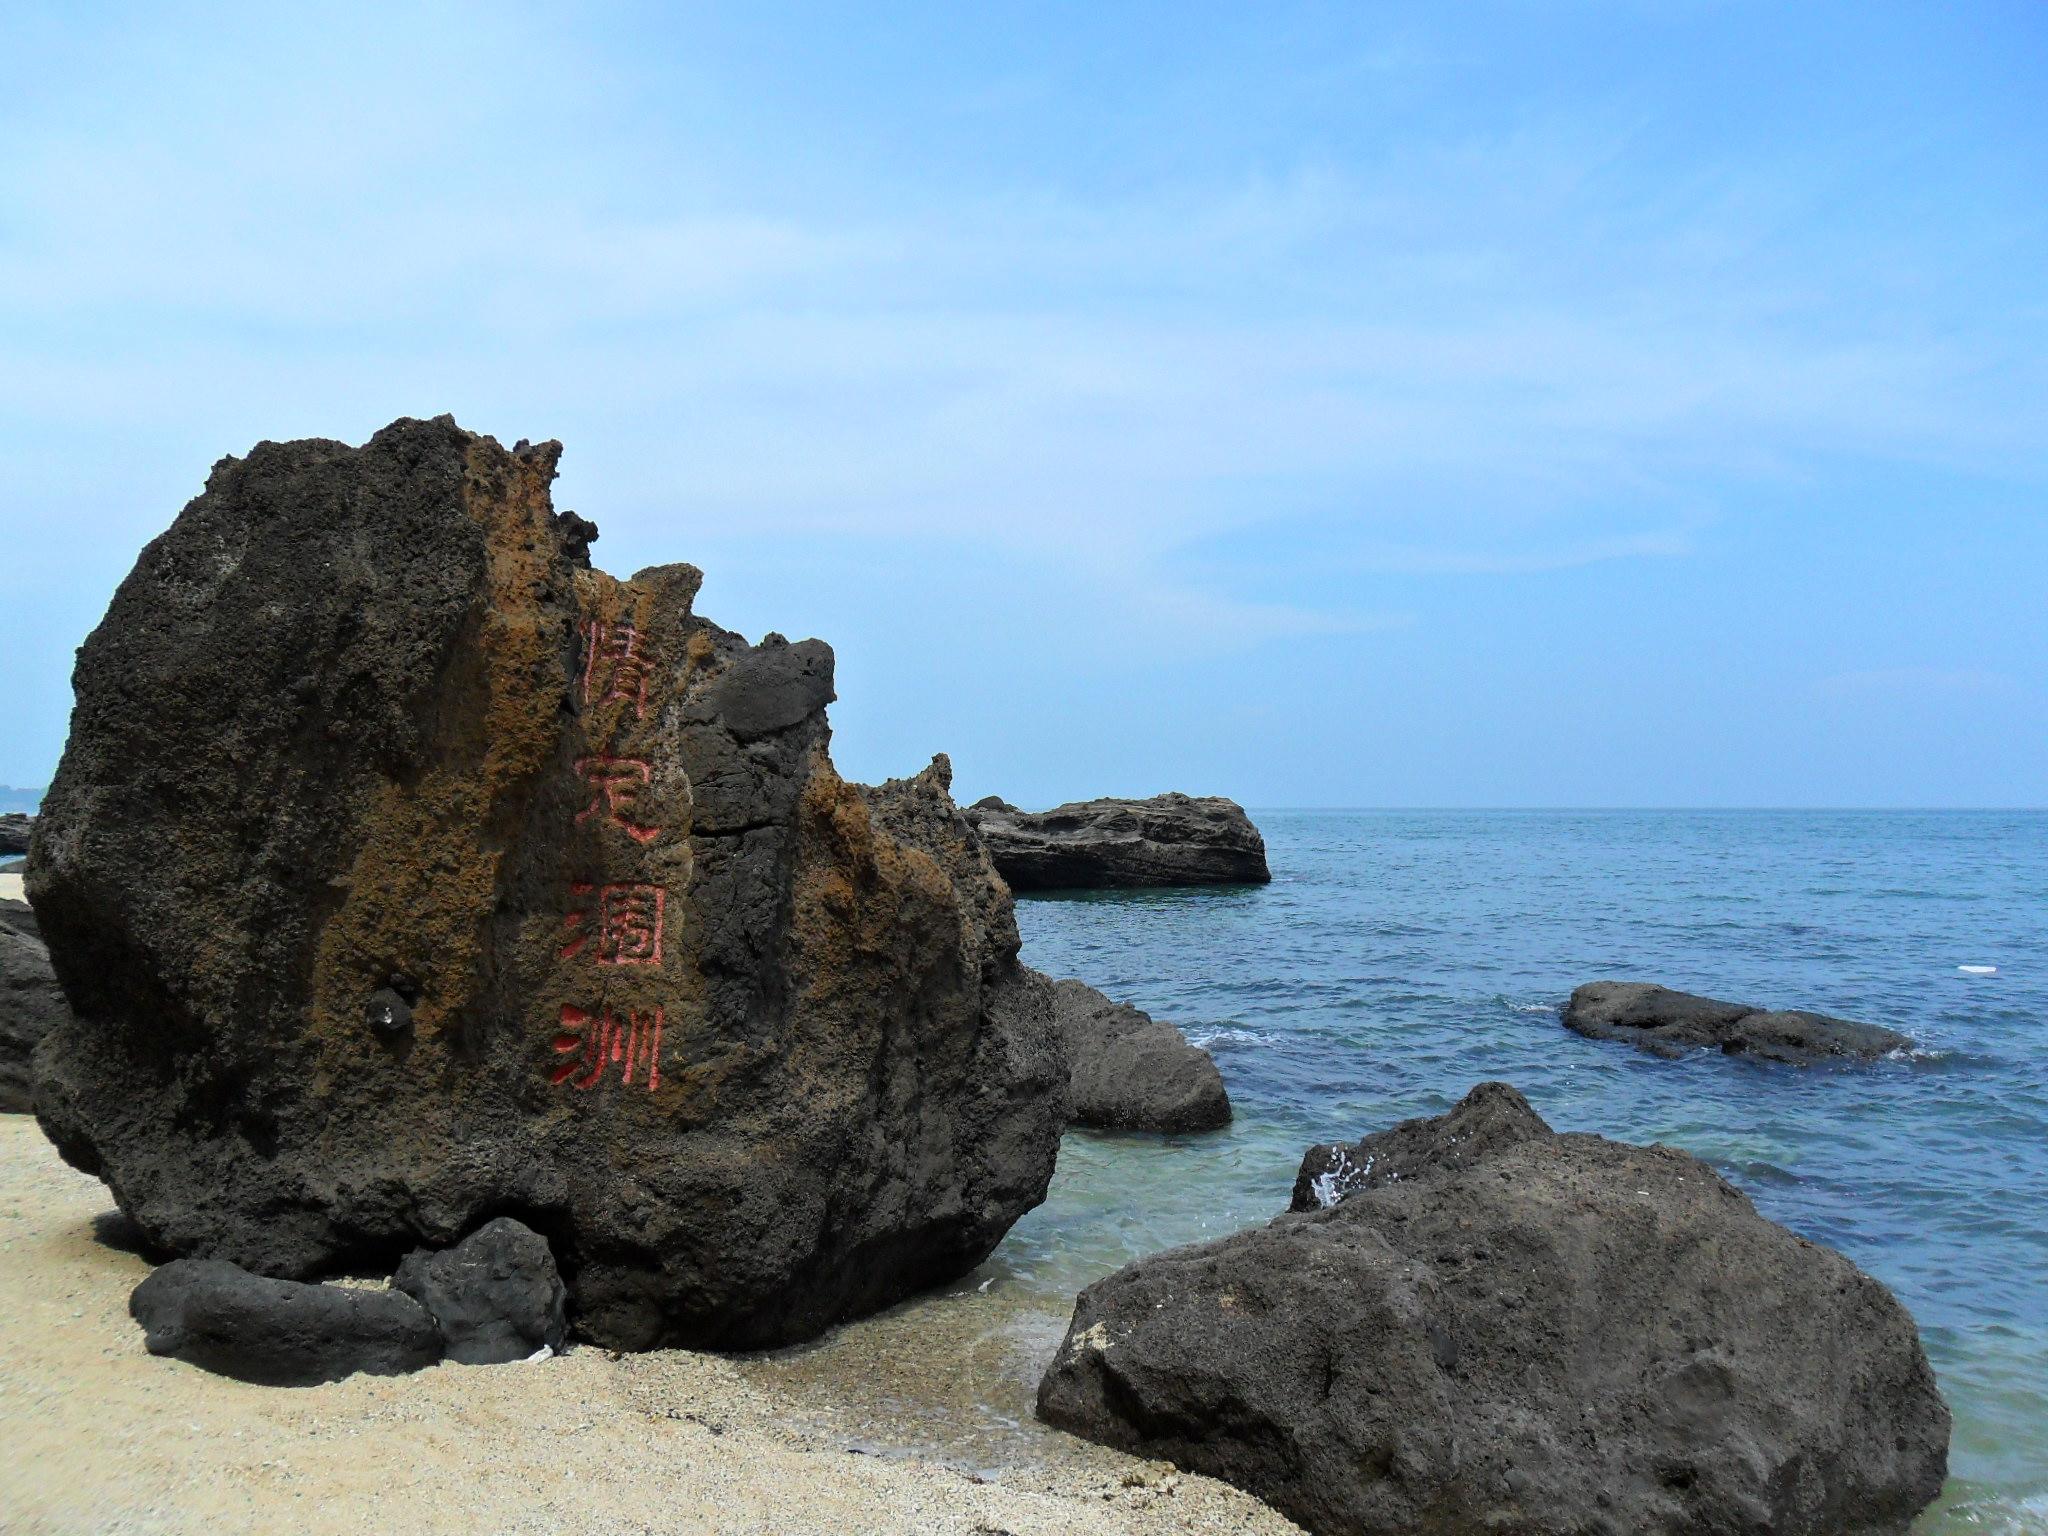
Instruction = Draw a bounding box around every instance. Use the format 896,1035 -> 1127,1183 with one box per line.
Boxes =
999,810 -> 2048,1533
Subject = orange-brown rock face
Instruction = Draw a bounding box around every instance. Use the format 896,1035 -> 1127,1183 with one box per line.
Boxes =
29,416 -> 1063,1348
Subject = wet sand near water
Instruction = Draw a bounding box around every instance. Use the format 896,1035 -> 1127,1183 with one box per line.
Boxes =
0,1118 -> 1300,1536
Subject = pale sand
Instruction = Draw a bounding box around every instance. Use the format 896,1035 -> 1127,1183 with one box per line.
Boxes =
0,1117 -> 1301,1536
0,873 -> 23,901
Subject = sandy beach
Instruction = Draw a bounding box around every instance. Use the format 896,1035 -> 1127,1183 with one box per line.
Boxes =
0,873 -> 23,903
0,1116 -> 1300,1536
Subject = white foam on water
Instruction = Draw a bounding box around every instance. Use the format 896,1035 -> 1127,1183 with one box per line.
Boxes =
1959,965 -> 1999,976
1185,1025 -> 1271,1049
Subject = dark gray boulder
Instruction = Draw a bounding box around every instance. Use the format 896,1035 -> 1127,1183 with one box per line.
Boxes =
1039,1083 -> 1950,1536
0,897 -> 39,942
1290,1079 -> 1547,1210
30,416 -> 1063,1350
1044,974 -> 1230,1132
964,793 -> 1269,891
393,1217 -> 568,1364
130,1259 -> 443,1385
1565,980 -> 1912,1064
0,815 -> 30,856
1,924 -> 66,1113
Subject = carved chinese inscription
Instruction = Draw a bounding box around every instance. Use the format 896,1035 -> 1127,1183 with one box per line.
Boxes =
580,618 -> 652,718
560,881 -> 666,967
551,1004 -> 664,1091
574,754 -> 661,844
554,602 -> 679,1095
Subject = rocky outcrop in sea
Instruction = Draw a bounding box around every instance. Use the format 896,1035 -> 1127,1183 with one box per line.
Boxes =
0,815 -> 32,857
1042,973 -> 1230,1132
1038,1082 -> 1950,1536
964,794 -> 1270,890
1565,980 -> 1912,1064
28,416 -> 1065,1350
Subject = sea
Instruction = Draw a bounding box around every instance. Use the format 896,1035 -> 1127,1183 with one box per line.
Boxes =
759,810 -> 2047,1534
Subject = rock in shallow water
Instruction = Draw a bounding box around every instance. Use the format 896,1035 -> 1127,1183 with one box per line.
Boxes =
393,1217 -> 567,1364
1043,974 -> 1229,1133
130,1259 -> 442,1386
1039,1082 -> 1949,1536
0,815 -> 31,857
964,794 -> 1270,890
30,416 -> 1064,1349
1565,980 -> 1912,1064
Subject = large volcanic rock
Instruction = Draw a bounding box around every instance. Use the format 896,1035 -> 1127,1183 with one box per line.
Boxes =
1565,980 -> 1912,1064
1043,974 -> 1230,1133
964,794 -> 1269,891
29,416 -> 1064,1349
1039,1083 -> 1949,1536
2,922 -> 67,1113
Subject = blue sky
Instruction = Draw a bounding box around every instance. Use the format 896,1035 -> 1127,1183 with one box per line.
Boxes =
3,1 -> 2044,806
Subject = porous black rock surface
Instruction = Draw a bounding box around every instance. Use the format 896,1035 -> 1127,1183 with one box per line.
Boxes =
963,793 -> 1270,891
1043,974 -> 1230,1132
129,1259 -> 443,1386
30,416 -> 1063,1350
1290,1079 -> 1546,1210
0,814 -> 31,856
1565,980 -> 1912,1064
1,923 -> 66,1113
1039,1082 -> 1950,1536
393,1217 -> 568,1364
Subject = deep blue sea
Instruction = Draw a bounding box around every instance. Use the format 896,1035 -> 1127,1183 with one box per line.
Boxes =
999,810 -> 2048,1534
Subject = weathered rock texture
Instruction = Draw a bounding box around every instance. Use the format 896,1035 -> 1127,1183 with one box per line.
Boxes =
130,1258 -> 443,1386
1039,1083 -> 1950,1536
1290,1079 -> 1545,1210
30,416 -> 1064,1349
1565,980 -> 1912,1064
2,923 -> 66,1113
0,815 -> 31,857
393,1216 -> 567,1364
1043,974 -> 1230,1132
964,794 -> 1269,891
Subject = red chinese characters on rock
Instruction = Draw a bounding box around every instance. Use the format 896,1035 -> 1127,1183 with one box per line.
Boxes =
574,754 -> 661,844
559,881 -> 665,967
580,619 -> 653,719
551,1004 -> 664,1091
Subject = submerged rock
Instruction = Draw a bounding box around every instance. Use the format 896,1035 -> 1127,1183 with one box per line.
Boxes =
1565,980 -> 1912,1064
31,416 -> 1063,1350
1,923 -> 66,1113
130,1259 -> 442,1386
1039,1083 -> 1950,1536
393,1217 -> 567,1364
1044,974 -> 1229,1133
964,794 -> 1270,891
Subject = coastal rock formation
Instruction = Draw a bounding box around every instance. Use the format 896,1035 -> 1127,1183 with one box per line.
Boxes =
964,794 -> 1270,891
29,415 -> 1064,1349
0,815 -> 30,857
1,923 -> 66,1113
1039,1083 -> 1950,1536
1565,980 -> 1912,1064
393,1217 -> 567,1364
1044,974 -> 1230,1132
130,1259 -> 443,1385
1290,1079 -> 1546,1209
